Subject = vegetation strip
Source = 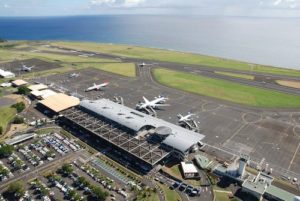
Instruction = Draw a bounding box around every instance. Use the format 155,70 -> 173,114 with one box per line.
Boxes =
153,68 -> 300,108
214,71 -> 254,80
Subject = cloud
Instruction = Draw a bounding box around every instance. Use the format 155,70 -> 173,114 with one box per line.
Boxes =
3,4 -> 10,8
271,0 -> 300,9
90,0 -> 145,7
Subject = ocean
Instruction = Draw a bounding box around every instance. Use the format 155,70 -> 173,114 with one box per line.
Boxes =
0,15 -> 300,69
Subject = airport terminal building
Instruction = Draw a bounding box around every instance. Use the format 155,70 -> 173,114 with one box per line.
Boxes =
60,99 -> 205,172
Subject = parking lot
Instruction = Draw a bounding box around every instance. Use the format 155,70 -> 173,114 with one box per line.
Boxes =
1,161 -> 126,201
0,132 -> 81,183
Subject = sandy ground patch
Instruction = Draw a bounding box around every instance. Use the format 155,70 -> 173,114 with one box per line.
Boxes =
276,80 -> 300,89
1,124 -> 29,140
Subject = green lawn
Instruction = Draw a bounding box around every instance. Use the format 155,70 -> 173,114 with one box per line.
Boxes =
0,106 -> 16,133
0,49 -> 116,64
163,164 -> 200,187
76,62 -> 136,77
35,128 -> 56,135
51,41 -> 300,77
1,44 -> 136,78
153,68 -> 300,108
158,183 -> 181,201
215,71 -> 254,80
214,190 -> 232,201
136,190 -> 159,201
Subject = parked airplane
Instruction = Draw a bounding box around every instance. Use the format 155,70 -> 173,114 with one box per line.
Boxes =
136,96 -> 169,110
21,64 -> 34,72
85,82 -> 109,92
177,113 -> 195,123
69,73 -> 79,78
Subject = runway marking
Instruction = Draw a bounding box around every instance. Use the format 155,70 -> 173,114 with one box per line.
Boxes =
242,112 -> 262,124
223,123 -> 247,146
293,126 -> 300,137
288,142 -> 300,171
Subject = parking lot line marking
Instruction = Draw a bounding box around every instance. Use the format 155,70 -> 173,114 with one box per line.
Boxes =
288,142 -> 300,171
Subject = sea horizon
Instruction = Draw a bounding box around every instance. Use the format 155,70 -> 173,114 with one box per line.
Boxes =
1,15 -> 300,70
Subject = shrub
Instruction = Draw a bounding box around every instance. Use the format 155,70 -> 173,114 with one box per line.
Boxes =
0,144 -> 14,158
6,181 -> 25,198
13,116 -> 24,124
17,86 -> 30,95
11,102 -> 25,113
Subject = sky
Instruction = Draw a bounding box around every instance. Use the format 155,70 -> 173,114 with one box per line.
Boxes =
0,0 -> 300,17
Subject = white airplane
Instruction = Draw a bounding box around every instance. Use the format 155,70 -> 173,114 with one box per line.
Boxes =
177,113 -> 195,122
69,73 -> 79,78
138,62 -> 155,67
85,82 -> 109,92
21,64 -> 34,72
136,96 -> 169,110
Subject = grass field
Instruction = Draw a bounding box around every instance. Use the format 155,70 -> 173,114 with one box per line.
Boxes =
0,49 -> 116,64
76,62 -> 136,77
158,183 -> 181,201
215,71 -> 254,80
0,106 -> 16,134
213,190 -> 233,201
153,68 -> 300,108
1,43 -> 136,78
51,41 -> 300,77
136,190 -> 159,201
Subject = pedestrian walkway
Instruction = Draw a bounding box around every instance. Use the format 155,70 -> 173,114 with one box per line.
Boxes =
92,158 -> 130,185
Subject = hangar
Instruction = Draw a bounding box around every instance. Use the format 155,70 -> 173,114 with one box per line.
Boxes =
61,99 -> 205,167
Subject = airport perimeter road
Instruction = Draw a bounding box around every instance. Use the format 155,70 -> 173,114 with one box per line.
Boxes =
0,150 -> 85,191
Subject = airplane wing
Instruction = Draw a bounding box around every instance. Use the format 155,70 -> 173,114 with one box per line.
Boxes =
154,103 -> 170,107
143,96 -> 149,103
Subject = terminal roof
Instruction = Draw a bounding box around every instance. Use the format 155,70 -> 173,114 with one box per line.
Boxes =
80,99 -> 205,153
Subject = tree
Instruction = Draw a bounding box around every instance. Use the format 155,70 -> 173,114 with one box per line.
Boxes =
0,166 -> 9,177
60,163 -> 73,176
40,186 -> 49,196
17,86 -> 30,95
0,144 -> 14,158
7,181 -> 25,198
0,126 -> 3,134
11,102 -> 26,113
68,190 -> 76,197
91,186 -> 108,200
13,116 -> 24,124
77,176 -> 90,188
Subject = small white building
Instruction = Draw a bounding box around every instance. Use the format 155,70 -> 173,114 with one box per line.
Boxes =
180,162 -> 199,179
30,89 -> 57,100
28,84 -> 48,91
12,79 -> 28,87
0,69 -> 15,78
0,82 -> 12,87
